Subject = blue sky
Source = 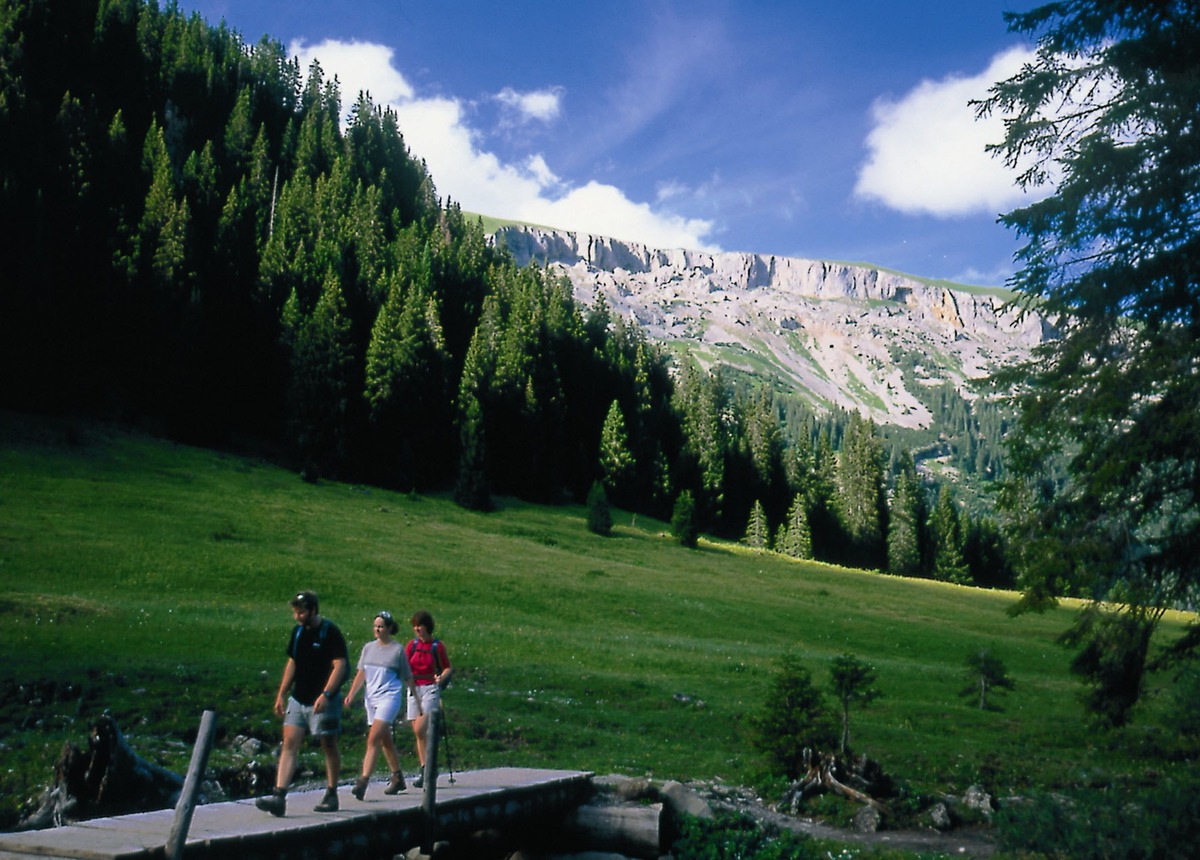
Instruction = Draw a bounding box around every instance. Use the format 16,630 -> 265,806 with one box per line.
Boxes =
181,1 -> 1043,286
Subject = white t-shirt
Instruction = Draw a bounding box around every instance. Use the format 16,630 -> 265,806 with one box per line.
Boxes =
356,639 -> 412,704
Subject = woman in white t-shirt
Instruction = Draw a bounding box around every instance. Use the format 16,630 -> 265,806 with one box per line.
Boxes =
343,610 -> 415,798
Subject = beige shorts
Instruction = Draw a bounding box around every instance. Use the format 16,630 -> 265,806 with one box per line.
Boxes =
406,684 -> 440,720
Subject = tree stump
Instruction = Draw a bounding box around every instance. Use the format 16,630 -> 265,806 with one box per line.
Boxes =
785,748 -> 892,814
16,714 -> 186,830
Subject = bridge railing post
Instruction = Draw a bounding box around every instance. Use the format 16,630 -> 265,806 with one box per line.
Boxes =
165,709 -> 217,860
420,708 -> 440,855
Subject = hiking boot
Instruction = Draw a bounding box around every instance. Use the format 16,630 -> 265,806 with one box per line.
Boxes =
314,788 -> 339,812
255,789 -> 286,817
351,776 -> 369,801
384,770 -> 406,794
412,773 -> 424,789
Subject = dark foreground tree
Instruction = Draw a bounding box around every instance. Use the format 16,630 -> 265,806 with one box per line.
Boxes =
979,0 -> 1200,725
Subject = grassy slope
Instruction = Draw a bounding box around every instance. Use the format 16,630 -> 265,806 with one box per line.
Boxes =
0,412 -> 1190,826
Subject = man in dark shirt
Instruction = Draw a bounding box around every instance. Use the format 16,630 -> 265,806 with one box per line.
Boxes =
256,591 -> 349,816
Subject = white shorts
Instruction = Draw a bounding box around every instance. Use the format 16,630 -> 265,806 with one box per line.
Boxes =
407,684 -> 440,720
365,691 -> 404,725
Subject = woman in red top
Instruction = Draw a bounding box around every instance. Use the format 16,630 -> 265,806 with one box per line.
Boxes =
406,609 -> 452,787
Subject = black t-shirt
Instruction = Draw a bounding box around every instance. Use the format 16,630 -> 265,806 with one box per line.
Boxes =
286,619 -> 348,706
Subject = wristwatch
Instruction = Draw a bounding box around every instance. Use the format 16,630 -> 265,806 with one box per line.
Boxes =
322,690 -> 334,699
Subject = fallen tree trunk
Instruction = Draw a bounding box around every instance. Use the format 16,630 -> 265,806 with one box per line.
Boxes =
16,714 -> 186,831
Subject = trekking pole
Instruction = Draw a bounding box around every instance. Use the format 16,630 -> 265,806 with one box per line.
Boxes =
440,703 -> 456,784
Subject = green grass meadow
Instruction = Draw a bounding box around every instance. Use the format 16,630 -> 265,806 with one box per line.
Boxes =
0,411 -> 1192,830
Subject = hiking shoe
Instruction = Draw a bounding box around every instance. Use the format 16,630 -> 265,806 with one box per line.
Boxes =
255,790 -> 286,817
314,788 -> 339,812
412,773 -> 424,789
384,770 -> 406,794
351,776 -> 369,801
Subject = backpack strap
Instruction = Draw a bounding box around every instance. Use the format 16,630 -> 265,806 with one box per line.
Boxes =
409,638 -> 441,680
291,619 -> 329,655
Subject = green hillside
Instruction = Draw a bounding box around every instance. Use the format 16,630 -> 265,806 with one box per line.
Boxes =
1,411 -> 1191,833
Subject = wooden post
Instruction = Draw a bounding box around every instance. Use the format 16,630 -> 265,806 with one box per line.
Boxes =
419,709 -> 440,856
165,709 -> 217,860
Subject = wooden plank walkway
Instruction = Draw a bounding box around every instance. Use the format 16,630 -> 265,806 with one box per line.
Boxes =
0,768 -> 594,860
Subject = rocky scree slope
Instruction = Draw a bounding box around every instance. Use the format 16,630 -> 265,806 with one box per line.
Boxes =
497,225 -> 1055,430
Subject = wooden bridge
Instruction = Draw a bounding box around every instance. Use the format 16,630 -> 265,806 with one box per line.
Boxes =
0,768 -> 595,860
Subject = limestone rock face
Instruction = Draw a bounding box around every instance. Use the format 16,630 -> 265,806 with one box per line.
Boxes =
496,225 -> 1054,429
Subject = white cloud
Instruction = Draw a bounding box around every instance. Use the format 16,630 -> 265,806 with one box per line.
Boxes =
288,38 -> 716,251
854,46 -> 1043,218
496,87 -> 563,124
291,38 -> 412,109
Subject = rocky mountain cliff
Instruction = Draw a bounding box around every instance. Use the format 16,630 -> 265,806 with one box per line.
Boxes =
496,225 -> 1054,430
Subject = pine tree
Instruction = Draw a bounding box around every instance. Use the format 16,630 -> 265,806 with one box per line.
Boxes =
586,480 -> 612,536
835,413 -> 887,569
751,653 -> 837,779
671,490 -> 699,548
830,654 -> 881,755
929,486 -> 969,584
280,272 -> 353,481
743,500 -> 770,550
776,493 -> 813,560
599,399 -> 635,502
960,648 -> 1015,711
888,455 -> 923,577
979,0 -> 1200,726
454,390 -> 490,511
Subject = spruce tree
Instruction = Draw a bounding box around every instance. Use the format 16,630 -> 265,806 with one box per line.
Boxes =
888,455 -> 923,577
776,493 -> 813,560
979,0 -> 1200,725
599,400 -> 635,502
671,490 -> 699,548
743,500 -> 770,550
830,654 -> 881,755
929,486 -> 969,584
586,480 -> 612,536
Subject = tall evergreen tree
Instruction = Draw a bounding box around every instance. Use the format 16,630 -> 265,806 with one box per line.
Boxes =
599,399 -> 635,502
980,0 -> 1200,725
776,493 -> 813,560
281,271 -> 353,480
743,500 -> 770,550
930,485 -> 969,584
835,413 -> 887,569
888,454 -> 924,577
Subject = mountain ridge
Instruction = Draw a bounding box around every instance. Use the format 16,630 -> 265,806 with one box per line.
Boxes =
495,224 -> 1054,430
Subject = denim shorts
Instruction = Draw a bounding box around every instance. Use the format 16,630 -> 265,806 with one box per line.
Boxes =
285,696 -> 343,737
